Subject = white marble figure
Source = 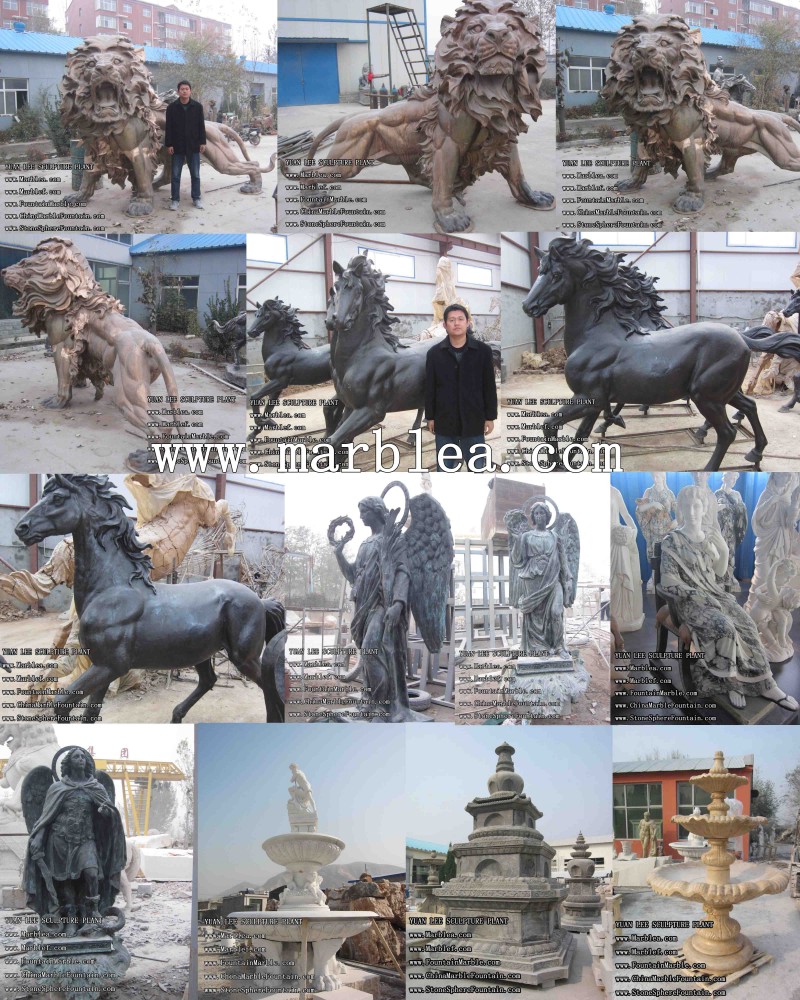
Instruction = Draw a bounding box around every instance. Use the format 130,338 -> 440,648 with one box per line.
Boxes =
288,763 -> 318,832
658,485 -> 798,713
687,808 -> 706,847
635,473 -> 676,593
744,472 -> 800,663
715,472 -> 748,593
610,486 -> 645,632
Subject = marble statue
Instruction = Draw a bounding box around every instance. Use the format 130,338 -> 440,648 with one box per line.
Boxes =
744,472 -> 800,662
505,496 -> 580,663
687,807 -> 705,848
420,257 -> 466,340
638,811 -> 658,858
659,485 -> 798,713
610,485 -> 645,632
635,473 -> 676,592
288,763 -> 318,832
715,472 -> 748,592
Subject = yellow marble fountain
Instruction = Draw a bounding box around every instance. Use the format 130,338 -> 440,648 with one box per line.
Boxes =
648,750 -> 789,977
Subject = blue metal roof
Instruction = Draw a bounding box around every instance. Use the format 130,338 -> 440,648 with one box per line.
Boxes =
407,838 -> 448,854
130,234 -> 246,254
0,28 -> 276,69
555,5 -> 761,48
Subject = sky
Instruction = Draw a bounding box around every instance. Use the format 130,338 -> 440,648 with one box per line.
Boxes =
196,724 -> 406,898
406,727 -> 613,848
613,727 -> 800,824
0,724 -> 191,763
275,471 -> 609,582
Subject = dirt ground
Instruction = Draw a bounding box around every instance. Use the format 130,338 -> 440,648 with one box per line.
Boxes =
453,626 -> 610,724
555,132 -> 800,230
247,379 -> 501,473
1,881 -> 191,1000
1,610 -> 276,724
502,371 -> 800,472
0,138 -> 277,235
0,344 -> 246,473
277,101 -> 558,234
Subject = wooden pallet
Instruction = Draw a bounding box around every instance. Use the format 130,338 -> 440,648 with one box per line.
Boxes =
663,949 -> 772,996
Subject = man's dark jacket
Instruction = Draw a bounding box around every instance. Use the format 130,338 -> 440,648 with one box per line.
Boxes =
425,335 -> 498,436
164,98 -> 207,155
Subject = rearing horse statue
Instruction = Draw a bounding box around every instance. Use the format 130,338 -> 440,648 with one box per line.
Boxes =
522,236 -> 800,470
14,475 -> 285,723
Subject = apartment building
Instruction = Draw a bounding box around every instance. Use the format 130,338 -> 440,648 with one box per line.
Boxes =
65,0 -> 231,47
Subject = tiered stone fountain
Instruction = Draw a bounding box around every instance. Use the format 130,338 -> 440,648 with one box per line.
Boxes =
229,764 -> 376,996
648,751 -> 790,976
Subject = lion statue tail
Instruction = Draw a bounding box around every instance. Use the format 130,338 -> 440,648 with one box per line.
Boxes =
781,114 -> 800,135
280,118 -> 347,178
143,339 -> 180,401
217,123 -> 254,161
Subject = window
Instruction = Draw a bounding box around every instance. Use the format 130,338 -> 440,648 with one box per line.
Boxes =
456,262 -> 493,287
579,230 -> 656,247
727,231 -> 797,248
122,2 -> 130,9
685,2 -> 703,12
143,23 -> 149,30
96,14 -> 116,26
750,0 -> 772,10
676,781 -> 713,826
28,2 -> 47,11
613,782 -> 663,839
161,275 -> 199,311
2,19 -> 12,26
94,233 -> 133,244
248,234 -> 287,264
567,55 -> 608,93
571,0 -> 590,8
238,272 -> 246,311
121,19 -> 131,28
166,28 -> 176,37
0,78 -> 28,115
92,263 -> 130,312
141,4 -> 149,11
2,0 -> 16,8
166,11 -> 189,25
96,0 -> 116,8
708,5 -> 718,13
357,246 -> 415,278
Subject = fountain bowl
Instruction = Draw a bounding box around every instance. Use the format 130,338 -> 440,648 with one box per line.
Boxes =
262,832 -> 345,868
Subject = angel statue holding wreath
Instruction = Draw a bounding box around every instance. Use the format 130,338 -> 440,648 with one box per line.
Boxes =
21,746 -> 127,939
504,496 -> 580,662
328,481 -> 453,723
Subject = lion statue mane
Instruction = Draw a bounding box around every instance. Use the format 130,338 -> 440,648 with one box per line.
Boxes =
61,35 -> 163,189
283,0 -> 553,233
600,13 -> 800,212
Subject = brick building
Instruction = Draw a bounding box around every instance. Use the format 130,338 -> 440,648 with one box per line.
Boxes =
0,0 -> 49,31
559,0 -> 800,32
613,755 -> 755,862
65,0 -> 230,47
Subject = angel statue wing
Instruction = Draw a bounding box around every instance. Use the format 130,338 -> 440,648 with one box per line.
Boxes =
96,769 -> 116,805
21,765 -> 54,833
503,508 -> 529,609
554,512 -> 580,608
406,493 -> 454,652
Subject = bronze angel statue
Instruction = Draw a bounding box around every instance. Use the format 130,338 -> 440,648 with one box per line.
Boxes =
21,746 -> 127,938
328,481 -> 453,722
504,496 -> 580,660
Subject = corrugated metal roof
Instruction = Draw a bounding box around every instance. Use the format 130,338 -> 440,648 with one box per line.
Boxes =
614,755 -> 753,774
0,29 -> 276,69
555,5 -> 761,48
130,234 -> 246,255
407,838 -> 448,853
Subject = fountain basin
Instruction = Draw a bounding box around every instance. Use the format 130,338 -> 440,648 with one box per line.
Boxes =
648,860 -> 790,904
676,815 -> 765,839
231,910 -> 375,942
668,840 -> 707,862
262,832 -> 345,868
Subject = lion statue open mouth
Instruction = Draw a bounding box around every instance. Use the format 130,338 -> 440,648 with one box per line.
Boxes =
601,13 -> 800,213
280,0 -> 554,233
1,239 -> 183,469
60,35 -> 275,218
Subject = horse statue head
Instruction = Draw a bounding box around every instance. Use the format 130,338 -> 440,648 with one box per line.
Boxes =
329,255 -> 403,351
248,298 -> 308,349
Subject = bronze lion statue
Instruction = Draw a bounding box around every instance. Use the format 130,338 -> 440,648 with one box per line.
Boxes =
1,239 -> 181,455
282,0 -> 553,233
601,14 -> 800,213
61,35 -> 276,217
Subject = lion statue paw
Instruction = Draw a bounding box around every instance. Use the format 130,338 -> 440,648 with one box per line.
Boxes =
672,189 -> 704,213
126,198 -> 154,217
434,207 -> 473,234
41,395 -> 71,409
517,182 -> 555,210
239,182 -> 261,194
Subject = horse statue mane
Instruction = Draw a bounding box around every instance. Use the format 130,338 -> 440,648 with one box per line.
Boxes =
47,475 -> 155,591
342,256 -> 404,352
250,298 -> 309,350
546,237 -> 668,335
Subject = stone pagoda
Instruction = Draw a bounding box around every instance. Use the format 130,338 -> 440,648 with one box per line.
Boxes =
561,832 -> 603,932
431,742 -> 575,987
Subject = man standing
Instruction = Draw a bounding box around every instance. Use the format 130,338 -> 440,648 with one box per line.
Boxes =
165,80 -> 207,210
425,303 -> 497,470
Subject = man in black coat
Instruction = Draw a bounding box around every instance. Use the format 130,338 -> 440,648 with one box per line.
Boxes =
425,303 -> 498,471
165,80 -> 207,210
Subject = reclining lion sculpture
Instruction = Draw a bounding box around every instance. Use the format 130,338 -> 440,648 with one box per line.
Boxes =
61,35 -> 275,217
282,0 -> 553,233
1,238 -> 181,464
601,14 -> 800,213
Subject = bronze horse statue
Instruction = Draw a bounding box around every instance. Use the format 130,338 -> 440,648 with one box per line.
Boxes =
15,475 -> 285,723
248,298 -> 338,441
522,236 -> 800,470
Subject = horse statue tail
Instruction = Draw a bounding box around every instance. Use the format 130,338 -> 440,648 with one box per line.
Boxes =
260,599 -> 286,723
741,327 -> 800,361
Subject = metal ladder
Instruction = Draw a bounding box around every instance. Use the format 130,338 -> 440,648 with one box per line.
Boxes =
368,3 -> 431,87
